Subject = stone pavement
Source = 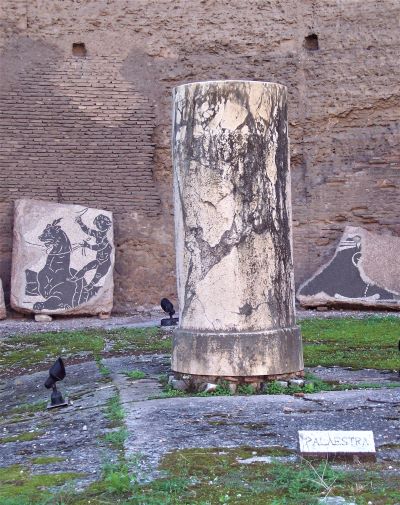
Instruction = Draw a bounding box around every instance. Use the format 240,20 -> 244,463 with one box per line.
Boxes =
2,353 -> 399,488
121,382 -> 400,480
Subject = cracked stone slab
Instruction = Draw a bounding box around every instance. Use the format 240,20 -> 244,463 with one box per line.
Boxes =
307,366 -> 400,385
123,388 -> 400,479
0,360 -> 117,486
297,226 -> 400,310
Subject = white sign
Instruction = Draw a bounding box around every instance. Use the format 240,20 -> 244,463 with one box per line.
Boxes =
299,430 -> 375,454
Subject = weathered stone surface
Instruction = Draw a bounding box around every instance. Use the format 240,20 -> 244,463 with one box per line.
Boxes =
34,314 -> 52,322
123,387 -> 400,480
0,2 -> 400,313
0,279 -> 7,319
0,279 -> 6,320
297,226 -> 400,309
170,379 -> 188,392
172,80 -> 303,378
289,379 -> 305,387
318,498 -> 356,505
0,359 -> 120,488
201,383 -> 218,394
11,199 -> 114,316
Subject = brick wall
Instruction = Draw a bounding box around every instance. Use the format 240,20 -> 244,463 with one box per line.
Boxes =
0,0 -> 399,312
0,47 -> 168,309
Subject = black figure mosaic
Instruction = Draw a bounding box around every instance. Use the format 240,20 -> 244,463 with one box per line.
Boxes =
25,209 -> 113,311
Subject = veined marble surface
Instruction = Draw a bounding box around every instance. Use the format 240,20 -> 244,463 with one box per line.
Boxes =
173,81 -> 295,333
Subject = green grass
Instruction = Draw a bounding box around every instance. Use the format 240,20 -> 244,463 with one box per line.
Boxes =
0,401 -> 48,425
124,369 -> 146,380
65,447 -> 399,505
95,355 -> 112,377
0,465 -> 82,503
30,456 -> 66,465
1,317 -> 397,376
9,401 -> 47,416
0,327 -> 170,375
0,329 -> 104,375
103,428 -> 129,450
300,316 -> 400,370
1,447 -> 399,504
104,394 -> 125,426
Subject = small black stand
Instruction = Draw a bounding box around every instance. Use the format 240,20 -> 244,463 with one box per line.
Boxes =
47,385 -> 68,410
161,316 -> 179,327
160,298 -> 179,326
45,357 -> 69,410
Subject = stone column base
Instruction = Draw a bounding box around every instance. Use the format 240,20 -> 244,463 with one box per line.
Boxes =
172,327 -> 303,378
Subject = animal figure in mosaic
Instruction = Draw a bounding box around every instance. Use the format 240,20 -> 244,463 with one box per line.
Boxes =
25,218 -> 100,310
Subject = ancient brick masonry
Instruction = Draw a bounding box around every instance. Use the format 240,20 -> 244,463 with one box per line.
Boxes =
0,56 -> 160,213
0,0 -> 399,312
0,51 -> 165,309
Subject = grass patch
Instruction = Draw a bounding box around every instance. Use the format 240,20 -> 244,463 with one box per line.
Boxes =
10,401 -> 47,416
30,456 -> 66,465
124,369 -> 146,380
300,316 -> 400,370
102,461 -> 133,494
103,428 -> 129,450
131,447 -> 400,505
0,465 -> 82,503
104,394 -> 125,426
0,317 -> 397,376
4,448 -> 399,504
95,355 -> 111,377
0,326 -> 170,376
108,326 -> 171,353
0,401 -> 47,425
0,329 -> 104,375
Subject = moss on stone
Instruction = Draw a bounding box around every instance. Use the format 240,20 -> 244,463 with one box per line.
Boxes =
0,465 -> 82,503
0,431 -> 43,444
0,326 -> 170,376
30,456 -> 66,465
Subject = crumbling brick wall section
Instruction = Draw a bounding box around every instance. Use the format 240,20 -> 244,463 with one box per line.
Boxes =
0,49 -> 164,308
0,0 -> 399,312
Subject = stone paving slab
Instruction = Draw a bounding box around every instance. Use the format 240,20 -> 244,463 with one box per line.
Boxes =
308,366 -> 399,385
122,387 -> 400,479
0,360 -> 117,487
1,352 -> 400,490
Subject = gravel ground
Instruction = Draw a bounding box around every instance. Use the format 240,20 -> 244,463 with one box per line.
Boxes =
1,307 -> 399,338
0,311 -> 164,338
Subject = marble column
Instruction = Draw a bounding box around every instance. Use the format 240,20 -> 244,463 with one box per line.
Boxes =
172,80 -> 303,378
